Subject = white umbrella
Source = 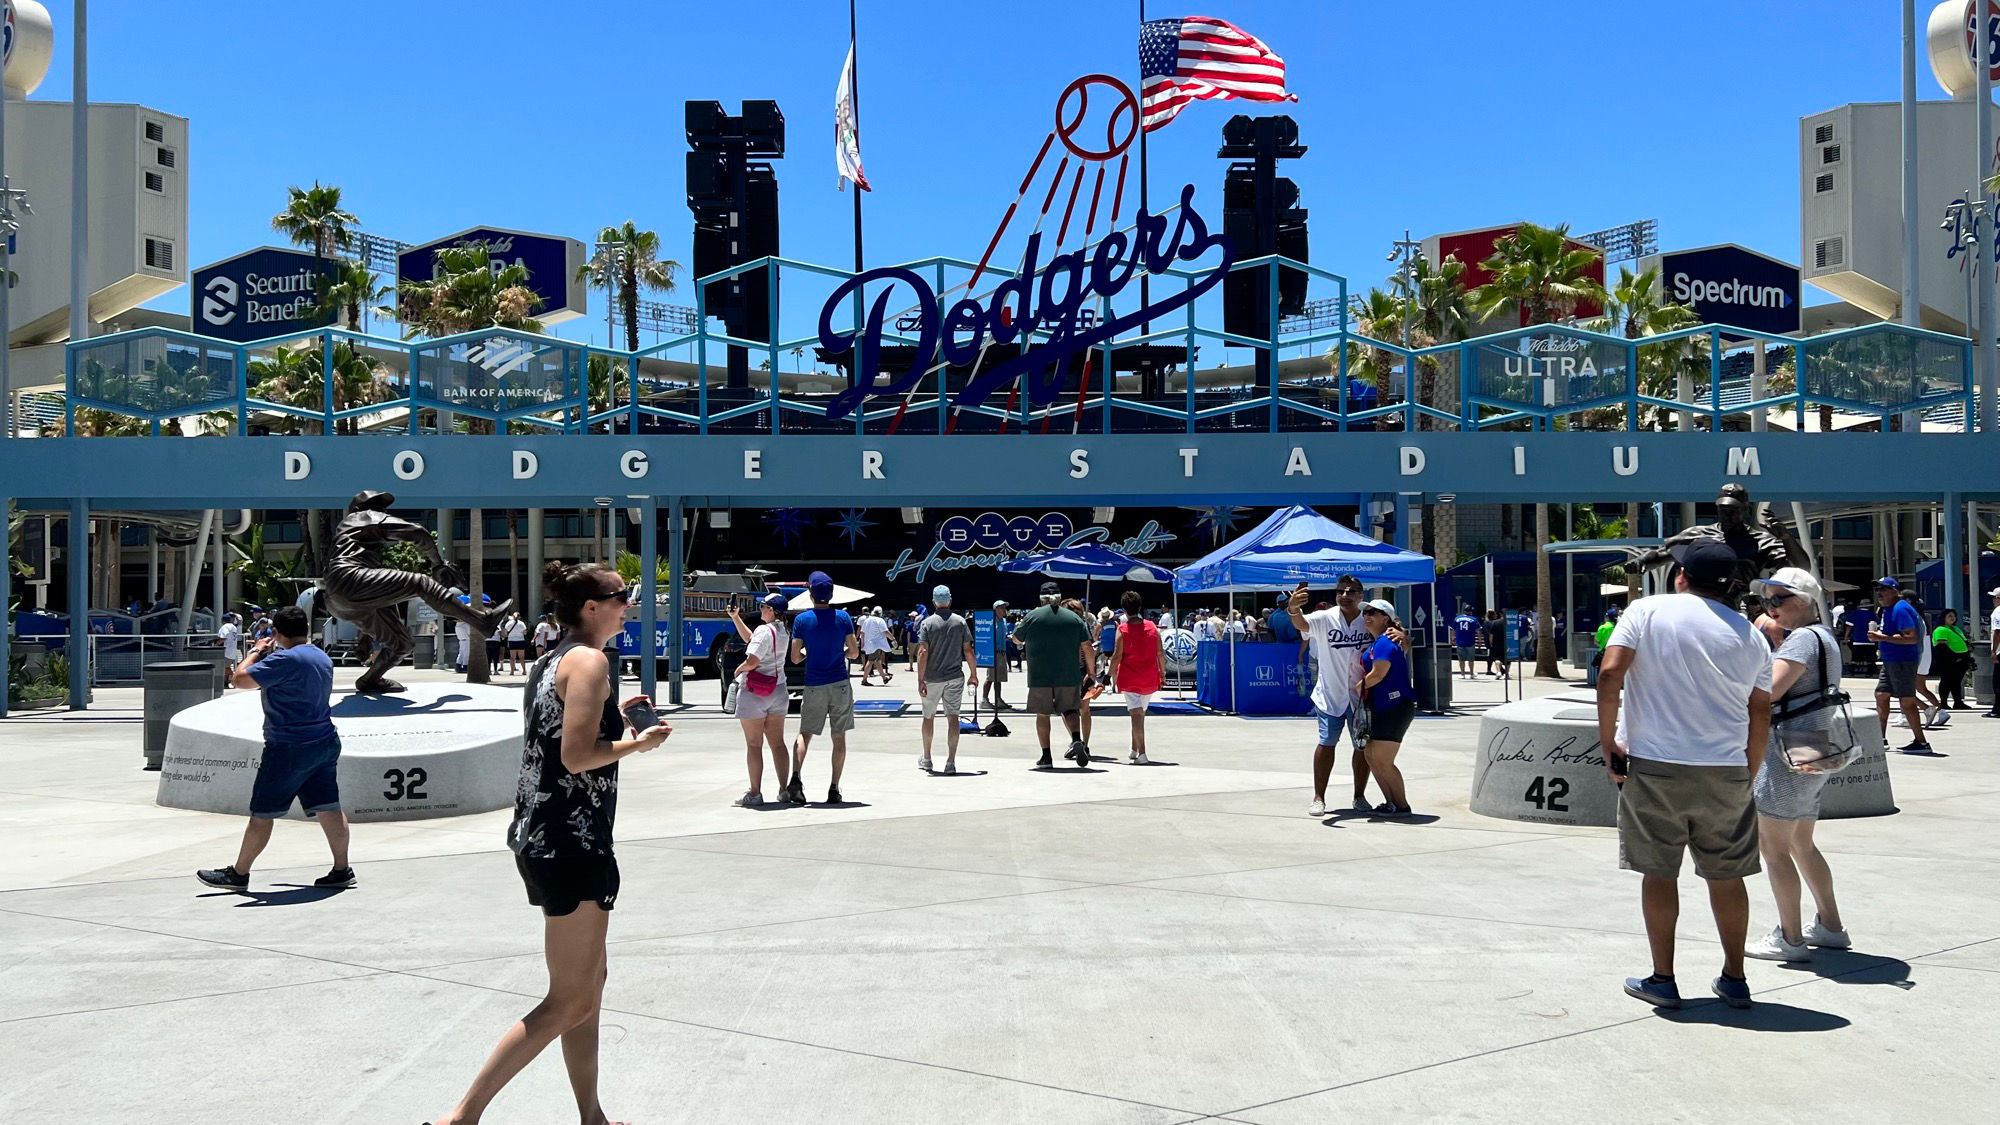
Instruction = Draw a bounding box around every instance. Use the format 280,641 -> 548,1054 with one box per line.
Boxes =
788,583 -> 873,611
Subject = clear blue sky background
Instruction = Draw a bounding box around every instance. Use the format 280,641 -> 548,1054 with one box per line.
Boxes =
28,1 -> 1958,345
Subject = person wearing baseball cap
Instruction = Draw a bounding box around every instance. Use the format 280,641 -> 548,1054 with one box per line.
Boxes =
726,591 -> 796,808
1865,576 -> 1931,753
915,585 -> 978,774
786,571 -> 860,806
1598,537 -> 1774,1011
1016,581 -> 1096,768
1986,586 -> 2000,719
1356,599 -> 1416,816
983,599 -> 1013,711
1740,566 -> 1852,963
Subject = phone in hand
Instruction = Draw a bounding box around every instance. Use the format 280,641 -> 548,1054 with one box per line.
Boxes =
622,699 -> 659,733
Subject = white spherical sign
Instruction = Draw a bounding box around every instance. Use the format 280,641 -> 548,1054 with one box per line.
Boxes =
1929,0 -> 2000,98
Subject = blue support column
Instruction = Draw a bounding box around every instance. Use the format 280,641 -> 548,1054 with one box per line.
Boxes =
666,497 -> 685,705
67,498 -> 88,709
639,499 -> 659,703
1942,492 -> 1964,616
0,493 -> 11,719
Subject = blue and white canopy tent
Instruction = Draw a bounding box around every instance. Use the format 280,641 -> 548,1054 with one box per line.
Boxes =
1174,504 -> 1436,713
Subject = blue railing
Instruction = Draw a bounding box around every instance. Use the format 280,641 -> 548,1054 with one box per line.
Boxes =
61,254 -> 1979,437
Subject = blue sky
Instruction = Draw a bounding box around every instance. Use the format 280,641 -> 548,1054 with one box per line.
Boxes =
29,1 -> 1959,344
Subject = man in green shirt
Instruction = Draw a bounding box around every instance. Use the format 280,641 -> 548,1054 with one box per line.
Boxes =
1016,581 -> 1096,769
1588,609 -> 1618,688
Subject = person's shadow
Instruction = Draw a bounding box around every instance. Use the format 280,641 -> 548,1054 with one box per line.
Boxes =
198,885 -> 349,907
1659,999 -> 1850,1031
1772,951 -> 1916,990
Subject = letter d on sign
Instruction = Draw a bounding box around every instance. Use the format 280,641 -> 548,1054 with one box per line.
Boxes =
283,451 -> 311,481
1399,447 -> 1426,476
512,451 -> 539,480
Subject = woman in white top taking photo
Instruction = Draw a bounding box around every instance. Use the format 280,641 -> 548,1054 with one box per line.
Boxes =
727,594 -> 794,807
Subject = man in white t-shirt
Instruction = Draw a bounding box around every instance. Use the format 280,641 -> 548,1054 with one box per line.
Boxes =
1288,575 -> 1400,817
1598,540 -> 1774,1012
1985,587 -> 2000,719
217,614 -> 243,675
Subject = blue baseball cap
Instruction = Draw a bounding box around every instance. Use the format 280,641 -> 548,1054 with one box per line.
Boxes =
763,592 -> 788,611
932,584 -> 952,604
1873,576 -> 1899,589
808,570 -> 835,601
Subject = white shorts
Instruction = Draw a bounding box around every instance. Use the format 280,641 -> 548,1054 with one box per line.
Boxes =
921,677 -> 964,718
1122,691 -> 1154,711
731,679 -> 789,719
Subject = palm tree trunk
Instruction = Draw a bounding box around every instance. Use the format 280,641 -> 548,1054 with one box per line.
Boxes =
467,509 -> 491,684
507,510 -> 521,603
1625,502 -> 1641,602
1534,502 -> 1558,678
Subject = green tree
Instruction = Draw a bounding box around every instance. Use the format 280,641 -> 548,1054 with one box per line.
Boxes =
576,221 -> 681,352
318,260 -> 391,333
270,181 -> 359,259
1472,223 -> 1608,679
1398,253 -> 1475,565
227,523 -> 308,610
249,341 -> 391,436
1345,287 -> 1410,394
393,243 -> 545,339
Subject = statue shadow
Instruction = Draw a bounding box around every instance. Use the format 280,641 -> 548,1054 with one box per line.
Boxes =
333,693 -> 515,717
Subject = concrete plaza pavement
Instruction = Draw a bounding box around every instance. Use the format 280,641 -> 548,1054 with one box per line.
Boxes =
1,662 -> 1994,1123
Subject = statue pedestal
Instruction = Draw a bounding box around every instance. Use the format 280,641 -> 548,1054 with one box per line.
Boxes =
1471,693 -> 1896,828
157,684 -> 521,822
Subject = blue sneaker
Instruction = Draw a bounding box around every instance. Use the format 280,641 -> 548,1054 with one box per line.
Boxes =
1711,975 -> 1752,1009
1622,974 -> 1681,1009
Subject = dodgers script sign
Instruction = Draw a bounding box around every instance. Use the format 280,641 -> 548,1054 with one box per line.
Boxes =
816,75 -> 1235,420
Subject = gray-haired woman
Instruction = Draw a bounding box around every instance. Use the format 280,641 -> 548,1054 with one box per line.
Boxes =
1745,568 -> 1851,963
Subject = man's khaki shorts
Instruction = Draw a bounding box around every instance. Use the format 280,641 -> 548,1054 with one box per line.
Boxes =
1027,684 -> 1082,716
921,677 -> 964,719
800,680 -> 856,736
1617,757 -> 1760,880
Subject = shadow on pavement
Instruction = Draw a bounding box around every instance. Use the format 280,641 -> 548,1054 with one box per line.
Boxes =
1774,952 -> 1916,989
217,884 -> 349,908
923,769 -> 990,778
1659,999 -> 1850,1032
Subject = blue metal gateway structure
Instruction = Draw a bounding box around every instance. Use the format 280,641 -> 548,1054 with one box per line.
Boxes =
5,252 -> 1997,714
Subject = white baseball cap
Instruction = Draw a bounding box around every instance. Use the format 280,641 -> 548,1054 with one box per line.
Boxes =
1363,599 -> 1397,618
1989,586 -> 2000,597
1753,567 -> 1823,603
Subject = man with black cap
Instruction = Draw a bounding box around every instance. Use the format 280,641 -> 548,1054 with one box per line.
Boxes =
1597,538 -> 1774,1011
1866,576 -> 1932,753
1015,581 -> 1096,768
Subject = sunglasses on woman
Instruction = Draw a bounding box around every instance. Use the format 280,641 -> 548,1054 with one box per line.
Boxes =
1764,592 -> 1796,607
589,586 -> 634,604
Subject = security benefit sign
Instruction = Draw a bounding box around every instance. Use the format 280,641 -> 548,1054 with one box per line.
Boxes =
397,226 -> 589,325
1469,332 -> 1629,413
1639,244 -> 1800,338
191,247 -> 340,343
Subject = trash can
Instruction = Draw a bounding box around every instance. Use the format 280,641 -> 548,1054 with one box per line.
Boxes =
1974,646 -> 1994,709
414,633 -> 436,670
1413,644 -> 1453,713
143,661 -> 222,771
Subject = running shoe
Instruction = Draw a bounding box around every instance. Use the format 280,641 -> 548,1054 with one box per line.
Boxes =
1067,738 -> 1089,765
1711,974 -> 1753,1009
313,866 -> 357,889
942,761 -> 957,775
918,756 -> 933,773
734,791 -> 763,807
1373,803 -> 1413,818
1133,750 -> 1149,765
1805,916 -> 1852,949
786,776 -> 808,805
1307,798 -> 1326,817
826,785 -> 844,804
1898,741 -> 1935,755
1036,750 -> 1053,769
1744,926 -> 1809,962
1931,709 -> 1951,727
196,865 -> 248,890
1622,974 -> 1681,1009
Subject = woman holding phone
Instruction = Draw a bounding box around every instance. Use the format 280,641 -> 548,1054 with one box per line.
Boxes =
431,561 -> 669,1125
728,593 -> 794,807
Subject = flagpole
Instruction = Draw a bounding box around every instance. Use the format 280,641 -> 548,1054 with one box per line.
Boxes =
849,0 -> 864,274
1137,0 -> 1150,330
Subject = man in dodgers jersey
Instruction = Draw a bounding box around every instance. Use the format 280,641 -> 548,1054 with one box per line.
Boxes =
1288,575 -> 1402,817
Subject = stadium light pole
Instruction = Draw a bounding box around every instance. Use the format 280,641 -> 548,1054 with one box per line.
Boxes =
68,0 -> 87,349
1980,5 -> 1999,435
1902,0 -> 1921,329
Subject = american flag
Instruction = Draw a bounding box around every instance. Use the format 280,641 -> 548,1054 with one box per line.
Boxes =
1139,16 -> 1296,133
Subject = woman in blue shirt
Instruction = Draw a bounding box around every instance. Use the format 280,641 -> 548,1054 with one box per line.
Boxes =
1358,599 -> 1417,817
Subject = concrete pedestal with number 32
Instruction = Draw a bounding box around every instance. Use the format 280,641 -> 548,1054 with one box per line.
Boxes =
1471,693 -> 1896,828
156,684 -> 521,822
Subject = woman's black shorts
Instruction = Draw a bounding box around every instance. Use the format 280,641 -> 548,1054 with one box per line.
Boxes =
515,853 -> 620,917
1368,700 -> 1418,744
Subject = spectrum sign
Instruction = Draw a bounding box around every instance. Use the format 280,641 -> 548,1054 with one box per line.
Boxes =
1638,243 -> 1800,338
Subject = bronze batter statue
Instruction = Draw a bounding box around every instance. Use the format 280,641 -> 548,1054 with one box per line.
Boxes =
1634,483 -> 1808,601
320,490 -> 514,694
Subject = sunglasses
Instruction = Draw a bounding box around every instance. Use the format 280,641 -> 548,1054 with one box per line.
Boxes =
1764,592 -> 1797,607
589,586 -> 634,604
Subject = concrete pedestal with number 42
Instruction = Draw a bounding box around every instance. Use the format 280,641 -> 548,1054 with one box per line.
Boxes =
156,684 -> 521,822
1470,693 -> 1895,828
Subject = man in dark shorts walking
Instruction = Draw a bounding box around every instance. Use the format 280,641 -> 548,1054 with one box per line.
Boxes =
1597,540 -> 1773,1010
1867,577 -> 1932,754
197,606 -> 354,891
1015,582 -> 1096,769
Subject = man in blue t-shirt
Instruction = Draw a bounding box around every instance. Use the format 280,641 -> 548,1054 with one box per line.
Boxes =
789,571 -> 862,804
198,606 -> 352,892
1867,577 -> 1931,753
1452,606 -> 1479,678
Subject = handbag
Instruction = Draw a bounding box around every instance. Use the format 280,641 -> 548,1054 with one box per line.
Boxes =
744,668 -> 779,696
1773,627 -> 1860,774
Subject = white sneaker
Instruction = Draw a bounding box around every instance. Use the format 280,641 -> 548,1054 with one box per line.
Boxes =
1932,709 -> 1951,727
1307,798 -> 1326,817
1923,704 -> 1940,727
1805,916 -> 1852,949
1133,750 -> 1149,765
918,756 -> 933,772
1745,926 -> 1811,962
1889,715 -> 1909,728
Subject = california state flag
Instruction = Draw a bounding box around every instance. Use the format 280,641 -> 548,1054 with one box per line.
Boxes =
835,44 -> 870,191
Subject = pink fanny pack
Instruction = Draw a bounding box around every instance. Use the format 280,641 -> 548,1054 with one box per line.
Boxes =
744,669 -> 779,696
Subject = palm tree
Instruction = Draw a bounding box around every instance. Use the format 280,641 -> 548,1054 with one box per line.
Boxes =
1398,254 -> 1474,566
250,342 -> 391,436
791,345 -> 805,373
1472,223 -> 1608,679
576,221 -> 681,352
270,182 -> 359,260
392,243 -> 545,340
320,261 -> 391,333
467,509 -> 490,684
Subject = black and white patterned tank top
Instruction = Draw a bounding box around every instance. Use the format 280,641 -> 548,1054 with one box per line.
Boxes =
509,642 -> 623,858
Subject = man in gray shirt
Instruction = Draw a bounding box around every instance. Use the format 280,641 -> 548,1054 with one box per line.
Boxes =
916,584 -> 978,774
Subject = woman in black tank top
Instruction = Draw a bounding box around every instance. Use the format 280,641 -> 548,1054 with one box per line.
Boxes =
431,562 -> 669,1125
